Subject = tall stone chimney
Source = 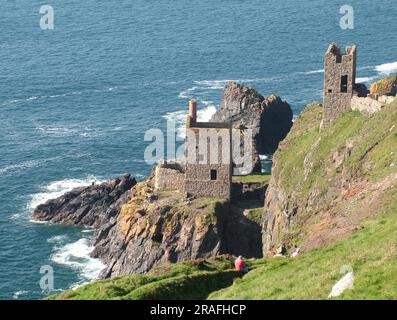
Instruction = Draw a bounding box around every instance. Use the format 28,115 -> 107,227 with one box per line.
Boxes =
189,99 -> 197,123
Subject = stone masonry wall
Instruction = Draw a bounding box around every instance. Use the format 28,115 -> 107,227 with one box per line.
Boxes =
323,44 -> 356,126
185,164 -> 231,199
351,95 -> 396,116
185,127 -> 232,200
155,162 -> 185,192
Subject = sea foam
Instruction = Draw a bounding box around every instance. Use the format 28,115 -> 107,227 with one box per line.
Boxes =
51,238 -> 105,281
163,103 -> 217,139
28,176 -> 104,213
0,157 -> 61,177
304,69 -> 324,75
375,61 -> 397,75
356,76 -> 376,84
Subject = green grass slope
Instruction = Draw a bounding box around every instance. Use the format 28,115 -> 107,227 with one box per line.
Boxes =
210,190 -> 397,299
48,257 -> 239,300
267,98 -> 397,250
210,98 -> 397,299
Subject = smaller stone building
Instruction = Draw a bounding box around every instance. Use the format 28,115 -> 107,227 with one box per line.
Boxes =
154,161 -> 185,191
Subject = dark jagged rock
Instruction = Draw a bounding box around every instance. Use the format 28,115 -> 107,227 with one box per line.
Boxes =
32,174 -> 136,228
353,83 -> 369,97
211,82 -> 293,161
91,177 -> 263,279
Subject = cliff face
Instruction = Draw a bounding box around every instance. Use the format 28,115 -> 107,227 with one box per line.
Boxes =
211,81 -> 293,158
262,100 -> 397,255
92,177 -> 262,278
33,172 -> 263,279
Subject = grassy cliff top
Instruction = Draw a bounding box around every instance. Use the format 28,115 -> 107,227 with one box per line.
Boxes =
233,173 -> 271,185
48,256 -> 239,300
210,190 -> 397,299
274,100 -> 397,200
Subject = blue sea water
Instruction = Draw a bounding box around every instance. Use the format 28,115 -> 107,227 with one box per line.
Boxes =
0,0 -> 396,299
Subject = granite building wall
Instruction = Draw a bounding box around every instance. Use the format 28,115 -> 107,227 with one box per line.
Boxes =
323,44 -> 357,126
184,122 -> 232,200
154,161 -> 185,192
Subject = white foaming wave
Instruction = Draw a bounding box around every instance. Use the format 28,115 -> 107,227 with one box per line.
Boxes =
0,156 -> 61,177
194,77 -> 277,89
163,102 -> 218,139
12,291 -> 29,300
0,160 -> 43,176
28,175 -> 104,212
47,235 -> 69,244
375,61 -> 397,75
37,126 -> 78,137
304,69 -> 324,75
134,173 -> 147,180
179,77 -> 278,100
2,87 -> 119,107
197,104 -> 217,122
36,125 -> 100,139
356,76 -> 376,84
82,229 -> 95,234
353,61 -> 397,87
51,238 -> 105,281
163,110 -> 187,139
178,86 -> 199,99
194,80 -> 229,90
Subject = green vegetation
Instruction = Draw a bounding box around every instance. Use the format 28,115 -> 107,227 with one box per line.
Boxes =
52,188 -> 397,300
210,190 -> 397,299
245,207 -> 263,225
231,199 -> 263,225
274,99 -> 397,216
48,257 -> 239,300
209,98 -> 397,300
233,173 -> 271,186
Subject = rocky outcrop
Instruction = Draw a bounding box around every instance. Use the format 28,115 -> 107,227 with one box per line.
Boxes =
211,82 -> 293,160
92,177 -> 263,278
262,100 -> 397,256
370,75 -> 397,96
33,172 -> 263,279
32,174 -> 136,228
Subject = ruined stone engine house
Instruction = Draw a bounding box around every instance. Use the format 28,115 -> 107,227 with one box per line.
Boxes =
323,43 -> 357,126
155,100 -> 233,200
322,43 -> 396,125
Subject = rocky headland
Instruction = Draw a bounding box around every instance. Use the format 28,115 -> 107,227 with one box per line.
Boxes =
34,74 -> 397,300
33,82 -> 289,279
32,174 -> 136,228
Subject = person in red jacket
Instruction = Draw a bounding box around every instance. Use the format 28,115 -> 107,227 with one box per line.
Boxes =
235,256 -> 249,273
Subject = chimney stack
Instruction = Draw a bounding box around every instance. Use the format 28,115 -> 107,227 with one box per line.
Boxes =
189,99 -> 197,123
